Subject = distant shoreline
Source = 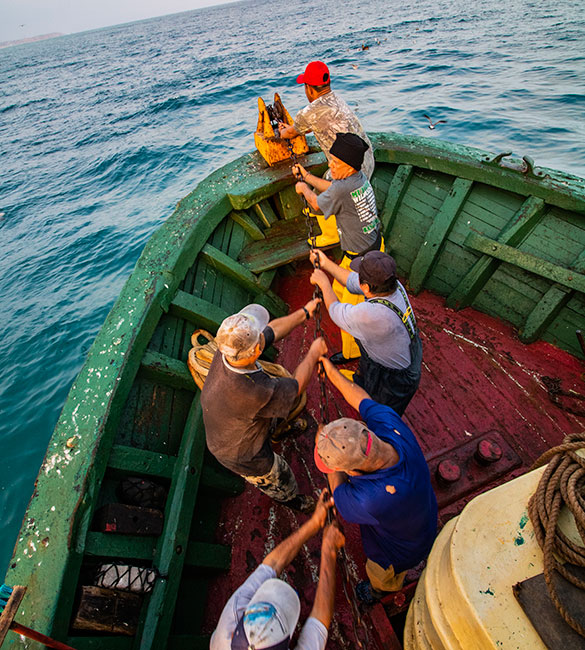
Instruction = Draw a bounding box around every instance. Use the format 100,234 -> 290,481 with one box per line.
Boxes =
0,33 -> 64,49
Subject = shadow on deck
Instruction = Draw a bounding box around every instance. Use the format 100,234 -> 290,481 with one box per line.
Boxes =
202,262 -> 585,649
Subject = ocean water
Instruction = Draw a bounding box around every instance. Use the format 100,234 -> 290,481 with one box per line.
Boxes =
0,0 -> 584,572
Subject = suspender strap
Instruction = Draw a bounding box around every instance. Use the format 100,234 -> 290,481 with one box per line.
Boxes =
368,286 -> 417,340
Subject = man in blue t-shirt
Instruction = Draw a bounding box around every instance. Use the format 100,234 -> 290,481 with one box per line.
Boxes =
314,356 -> 437,602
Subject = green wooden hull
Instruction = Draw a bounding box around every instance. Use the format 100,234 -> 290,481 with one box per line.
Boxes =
4,133 -> 584,649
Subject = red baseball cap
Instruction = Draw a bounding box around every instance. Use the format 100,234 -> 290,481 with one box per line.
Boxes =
296,61 -> 330,86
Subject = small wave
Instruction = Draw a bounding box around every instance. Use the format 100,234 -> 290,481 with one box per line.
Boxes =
148,94 -> 193,115
0,103 -> 18,114
74,126 -> 134,148
542,92 -> 585,106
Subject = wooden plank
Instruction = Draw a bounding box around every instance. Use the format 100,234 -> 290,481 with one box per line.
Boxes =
520,248 -> 585,342
136,398 -> 206,650
184,541 -> 231,570
446,196 -> 547,309
521,285 -> 572,343
254,200 -> 278,227
238,215 -> 334,274
227,151 -> 327,210
380,164 -> 414,235
109,445 -> 175,479
409,177 -> 474,293
170,291 -> 229,331
257,269 -> 277,292
371,131 -> 585,214
148,312 -> 187,452
513,566 -> 585,650
168,635 -> 210,650
140,351 -> 196,392
72,586 -> 141,636
230,210 -> 265,240
85,532 -> 155,560
67,637 -> 132,650
275,184 -> 305,220
93,504 -> 164,536
200,244 -> 287,315
464,233 -> 585,293
200,464 -> 244,495
0,585 -> 26,645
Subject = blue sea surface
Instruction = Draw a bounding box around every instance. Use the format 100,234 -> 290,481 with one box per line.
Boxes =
0,0 -> 584,572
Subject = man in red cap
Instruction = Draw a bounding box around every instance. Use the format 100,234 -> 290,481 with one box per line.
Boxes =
279,61 -> 374,179
278,61 -> 375,247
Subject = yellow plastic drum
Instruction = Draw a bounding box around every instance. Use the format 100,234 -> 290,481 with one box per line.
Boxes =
405,468 -> 550,649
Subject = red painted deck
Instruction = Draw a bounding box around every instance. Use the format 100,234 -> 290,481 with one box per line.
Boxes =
203,263 -> 585,648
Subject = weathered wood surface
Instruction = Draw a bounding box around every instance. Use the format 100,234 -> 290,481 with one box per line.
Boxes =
409,177 -> 474,293
0,585 -> 26,645
93,504 -> 164,536
446,195 -> 547,309
238,216 -> 312,273
513,565 -> 585,649
371,132 -> 585,214
5,135 -> 585,649
71,586 -> 141,636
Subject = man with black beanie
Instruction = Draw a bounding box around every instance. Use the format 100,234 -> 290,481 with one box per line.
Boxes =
294,132 -> 384,363
294,132 -> 380,257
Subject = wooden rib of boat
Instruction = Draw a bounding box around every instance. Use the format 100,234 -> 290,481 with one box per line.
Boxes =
4,132 -> 585,650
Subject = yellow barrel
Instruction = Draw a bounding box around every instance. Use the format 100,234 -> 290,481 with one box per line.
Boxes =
405,468 -> 550,649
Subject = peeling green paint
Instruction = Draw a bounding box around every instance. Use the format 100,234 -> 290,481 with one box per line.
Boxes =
518,513 -> 529,529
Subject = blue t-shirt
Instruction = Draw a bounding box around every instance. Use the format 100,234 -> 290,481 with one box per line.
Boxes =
333,400 -> 437,573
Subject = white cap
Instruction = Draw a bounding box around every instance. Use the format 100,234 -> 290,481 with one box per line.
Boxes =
231,578 -> 300,649
215,304 -> 270,361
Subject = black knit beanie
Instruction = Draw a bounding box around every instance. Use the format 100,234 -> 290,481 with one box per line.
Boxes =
329,132 -> 369,171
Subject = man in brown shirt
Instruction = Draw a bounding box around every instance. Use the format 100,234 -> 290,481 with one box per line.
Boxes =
201,301 -> 326,513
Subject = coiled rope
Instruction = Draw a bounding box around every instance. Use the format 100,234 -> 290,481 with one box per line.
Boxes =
528,432 -> 585,637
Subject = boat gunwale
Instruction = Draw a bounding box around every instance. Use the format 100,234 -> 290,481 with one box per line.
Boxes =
4,132 -> 585,644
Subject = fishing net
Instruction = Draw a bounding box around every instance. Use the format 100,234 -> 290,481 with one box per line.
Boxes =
117,476 -> 167,511
95,564 -> 157,594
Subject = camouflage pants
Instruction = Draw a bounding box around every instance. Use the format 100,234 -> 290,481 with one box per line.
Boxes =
243,453 -> 298,502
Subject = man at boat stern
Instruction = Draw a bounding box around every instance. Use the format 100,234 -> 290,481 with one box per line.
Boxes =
278,60 -> 374,248
201,302 -> 326,514
315,357 -> 437,603
211,490 -> 344,650
279,61 -> 374,180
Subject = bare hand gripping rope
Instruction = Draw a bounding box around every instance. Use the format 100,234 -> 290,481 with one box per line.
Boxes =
283,137 -> 374,649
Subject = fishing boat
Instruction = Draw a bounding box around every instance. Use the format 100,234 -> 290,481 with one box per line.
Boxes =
3,130 -> 585,650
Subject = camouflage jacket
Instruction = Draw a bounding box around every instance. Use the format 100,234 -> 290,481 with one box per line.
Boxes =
294,91 -> 375,179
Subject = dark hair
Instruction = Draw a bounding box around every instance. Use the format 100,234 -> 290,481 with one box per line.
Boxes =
361,275 -> 398,295
306,82 -> 330,92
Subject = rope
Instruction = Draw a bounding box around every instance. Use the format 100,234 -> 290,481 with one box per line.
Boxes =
283,138 -> 375,649
528,432 -> 585,637
542,376 -> 585,418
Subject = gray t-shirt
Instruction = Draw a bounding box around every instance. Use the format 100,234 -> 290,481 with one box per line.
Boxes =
328,275 -> 414,368
201,348 -> 298,476
317,172 -> 380,254
293,91 -> 375,179
210,564 -> 328,650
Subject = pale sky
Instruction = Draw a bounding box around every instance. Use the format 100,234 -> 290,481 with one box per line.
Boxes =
1,0 -> 241,43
